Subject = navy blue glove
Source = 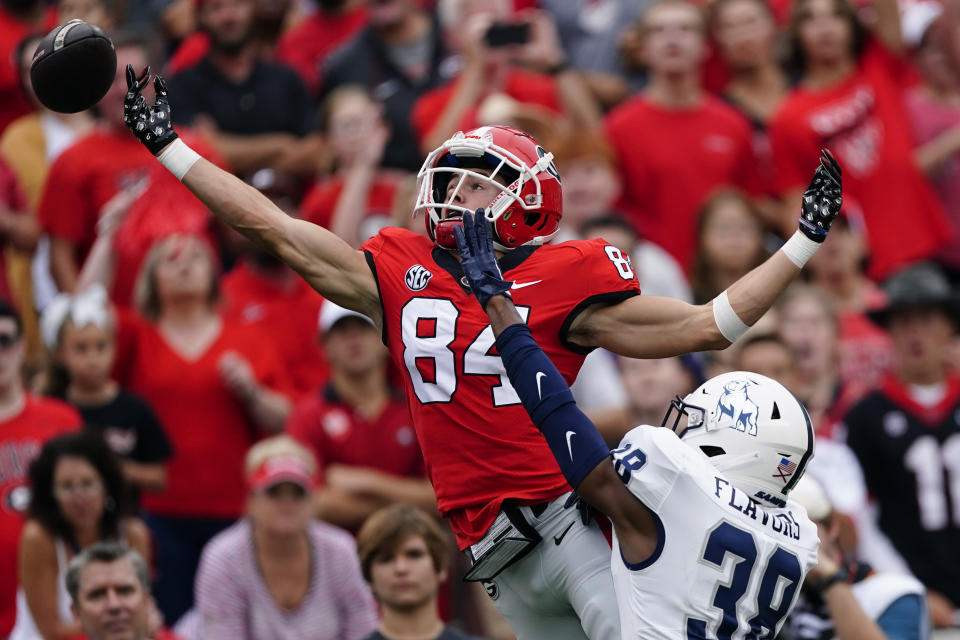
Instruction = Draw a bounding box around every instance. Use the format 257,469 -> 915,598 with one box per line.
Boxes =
123,65 -> 178,155
454,210 -> 513,310
799,149 -> 843,243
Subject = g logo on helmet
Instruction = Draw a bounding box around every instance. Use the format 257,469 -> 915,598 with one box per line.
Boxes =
405,264 -> 433,292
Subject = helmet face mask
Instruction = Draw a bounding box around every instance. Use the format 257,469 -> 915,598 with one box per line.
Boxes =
415,126 -> 563,251
664,371 -> 815,508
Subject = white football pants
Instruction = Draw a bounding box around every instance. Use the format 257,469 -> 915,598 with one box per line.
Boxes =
479,492 -> 621,640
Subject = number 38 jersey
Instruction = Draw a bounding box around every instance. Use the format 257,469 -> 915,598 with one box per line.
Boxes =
610,426 -> 819,639
361,227 -> 640,548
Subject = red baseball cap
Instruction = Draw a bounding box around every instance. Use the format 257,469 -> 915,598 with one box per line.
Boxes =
247,455 -> 316,492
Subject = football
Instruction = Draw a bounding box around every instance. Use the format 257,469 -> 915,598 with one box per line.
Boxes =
30,19 -> 116,114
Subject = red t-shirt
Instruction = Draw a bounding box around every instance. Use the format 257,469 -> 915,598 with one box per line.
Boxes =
299,174 -> 398,238
768,42 -> 953,280
411,70 -> 562,148
286,383 -> 423,477
275,6 -> 369,95
604,94 -> 759,270
361,227 -> 641,548
220,260 -> 328,397
114,311 -> 291,518
0,6 -> 55,135
36,128 -> 222,305
904,85 -> 960,267
165,32 -> 210,76
0,395 -> 80,637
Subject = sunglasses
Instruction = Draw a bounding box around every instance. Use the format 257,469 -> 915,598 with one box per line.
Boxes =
0,332 -> 20,350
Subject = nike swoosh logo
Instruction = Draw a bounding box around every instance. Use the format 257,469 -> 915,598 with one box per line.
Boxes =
566,430 -> 576,460
536,372 -> 546,399
511,280 -> 542,289
554,522 -> 574,545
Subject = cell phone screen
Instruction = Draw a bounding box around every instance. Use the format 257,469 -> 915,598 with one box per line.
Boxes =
484,22 -> 530,47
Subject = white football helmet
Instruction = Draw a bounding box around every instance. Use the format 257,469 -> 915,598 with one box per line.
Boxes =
662,371 -> 814,507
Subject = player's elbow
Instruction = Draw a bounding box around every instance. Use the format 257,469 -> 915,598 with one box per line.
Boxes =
578,461 -> 629,516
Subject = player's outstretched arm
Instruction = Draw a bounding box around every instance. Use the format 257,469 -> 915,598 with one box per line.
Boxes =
121,66 -> 379,319
571,151 -> 843,357
455,211 -> 660,564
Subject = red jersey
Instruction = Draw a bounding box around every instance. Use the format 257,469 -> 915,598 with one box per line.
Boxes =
299,174 -> 398,236
604,94 -> 759,270
114,311 -> 291,518
220,260 -> 329,397
0,6 -> 56,134
286,383 -> 423,477
361,227 -> 640,547
275,6 -> 369,95
0,395 -> 80,637
411,70 -> 562,148
165,32 -> 209,76
769,42 -> 952,280
37,128 -> 221,303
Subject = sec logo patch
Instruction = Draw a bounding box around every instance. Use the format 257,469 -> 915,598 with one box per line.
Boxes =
405,264 -> 433,291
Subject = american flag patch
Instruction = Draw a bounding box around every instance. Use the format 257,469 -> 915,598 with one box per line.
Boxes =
773,457 -> 798,483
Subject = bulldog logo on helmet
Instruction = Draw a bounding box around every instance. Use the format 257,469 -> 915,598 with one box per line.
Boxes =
715,380 -> 759,436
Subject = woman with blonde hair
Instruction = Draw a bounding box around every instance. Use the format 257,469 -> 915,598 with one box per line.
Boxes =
184,435 -> 378,640
74,208 -> 294,625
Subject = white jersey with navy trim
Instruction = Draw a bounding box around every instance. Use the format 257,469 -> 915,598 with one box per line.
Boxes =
609,426 -> 820,639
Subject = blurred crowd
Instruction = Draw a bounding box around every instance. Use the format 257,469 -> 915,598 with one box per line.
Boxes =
0,0 -> 959,637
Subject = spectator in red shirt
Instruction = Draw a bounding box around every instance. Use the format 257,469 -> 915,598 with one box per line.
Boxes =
0,299 -> 80,637
709,0 -> 787,229
604,0 -> 760,271
412,1 -> 601,155
0,0 -> 54,135
287,301 -> 434,532
276,0 -> 369,96
300,86 -> 404,248
36,34 -> 222,301
76,223 -> 294,626
769,0 -> 953,280
220,172 -> 329,398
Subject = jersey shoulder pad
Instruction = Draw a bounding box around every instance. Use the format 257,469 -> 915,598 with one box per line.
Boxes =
542,238 -> 641,294
359,226 -> 432,255
614,426 -> 692,510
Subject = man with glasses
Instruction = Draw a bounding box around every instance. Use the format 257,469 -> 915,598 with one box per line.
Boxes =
0,299 -> 81,637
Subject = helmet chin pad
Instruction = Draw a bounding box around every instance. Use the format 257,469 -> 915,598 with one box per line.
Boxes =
434,219 -> 462,250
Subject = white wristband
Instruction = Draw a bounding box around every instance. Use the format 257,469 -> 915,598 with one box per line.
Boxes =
712,289 -> 750,343
156,138 -> 201,181
780,230 -> 821,268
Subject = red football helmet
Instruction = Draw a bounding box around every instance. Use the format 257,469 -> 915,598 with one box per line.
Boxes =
414,126 -> 563,251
